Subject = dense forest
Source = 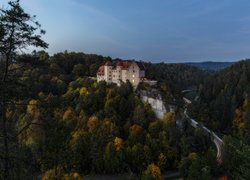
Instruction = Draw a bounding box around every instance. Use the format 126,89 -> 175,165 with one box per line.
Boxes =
184,61 -> 234,71
0,50 -> 220,179
2,50 -> 250,179
1,1 -> 250,179
190,60 -> 250,138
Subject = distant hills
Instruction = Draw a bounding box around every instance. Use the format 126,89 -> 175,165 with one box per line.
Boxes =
184,61 -> 235,71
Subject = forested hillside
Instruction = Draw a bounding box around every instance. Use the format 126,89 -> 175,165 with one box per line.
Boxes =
1,50 -> 249,179
189,59 -> 250,179
0,51 -> 222,179
192,60 -> 250,138
144,62 -> 209,105
1,1 -> 250,179
184,61 -> 234,71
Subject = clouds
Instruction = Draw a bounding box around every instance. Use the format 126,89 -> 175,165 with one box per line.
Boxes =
2,0 -> 250,62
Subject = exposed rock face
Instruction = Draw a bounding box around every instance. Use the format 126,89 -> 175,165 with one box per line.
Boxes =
140,90 -> 167,119
141,96 -> 166,119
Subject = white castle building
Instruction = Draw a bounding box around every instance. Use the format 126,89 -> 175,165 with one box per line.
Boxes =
97,60 -> 145,88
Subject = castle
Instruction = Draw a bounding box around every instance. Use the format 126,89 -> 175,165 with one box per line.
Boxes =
97,60 -> 145,88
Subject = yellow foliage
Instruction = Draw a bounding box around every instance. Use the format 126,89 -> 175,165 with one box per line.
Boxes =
188,152 -> 198,161
42,167 -> 64,180
158,153 -> 167,168
146,163 -> 162,180
243,99 -> 248,109
71,130 -> 84,142
42,167 -> 82,180
87,116 -> 99,132
72,131 -> 80,139
163,112 -> 175,124
79,87 -> 88,95
63,172 -> 82,180
27,99 -> 38,116
92,82 -> 97,88
233,108 -> 245,135
114,137 -> 123,151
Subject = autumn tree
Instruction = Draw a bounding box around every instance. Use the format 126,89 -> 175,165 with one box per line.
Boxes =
142,163 -> 162,180
0,0 -> 48,178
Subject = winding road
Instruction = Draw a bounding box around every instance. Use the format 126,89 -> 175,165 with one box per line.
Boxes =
183,97 -> 223,163
140,89 -> 223,163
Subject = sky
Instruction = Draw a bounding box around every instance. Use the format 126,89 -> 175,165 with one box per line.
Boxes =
2,0 -> 250,63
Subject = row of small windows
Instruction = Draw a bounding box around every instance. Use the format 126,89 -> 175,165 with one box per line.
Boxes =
108,69 -> 137,73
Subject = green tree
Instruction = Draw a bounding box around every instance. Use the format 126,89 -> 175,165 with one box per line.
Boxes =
72,64 -> 86,77
222,135 -> 250,179
0,1 -> 48,178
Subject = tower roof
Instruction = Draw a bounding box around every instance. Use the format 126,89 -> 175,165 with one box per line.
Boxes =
97,65 -> 104,75
98,60 -> 145,76
104,61 -> 112,66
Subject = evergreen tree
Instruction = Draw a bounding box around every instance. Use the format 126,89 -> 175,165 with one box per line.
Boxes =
0,1 -> 48,178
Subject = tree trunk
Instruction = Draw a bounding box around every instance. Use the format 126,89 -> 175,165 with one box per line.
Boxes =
1,102 -> 10,179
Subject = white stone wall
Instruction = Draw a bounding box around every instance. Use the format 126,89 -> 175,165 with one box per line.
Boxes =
121,70 -> 127,82
127,62 -> 140,87
97,62 -> 144,88
97,75 -> 104,82
104,65 -> 113,83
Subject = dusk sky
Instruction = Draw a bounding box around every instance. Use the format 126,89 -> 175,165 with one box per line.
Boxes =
3,0 -> 250,62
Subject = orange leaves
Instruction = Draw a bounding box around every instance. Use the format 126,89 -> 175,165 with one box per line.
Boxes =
63,107 -> 74,121
233,108 -> 245,136
129,124 -> 143,137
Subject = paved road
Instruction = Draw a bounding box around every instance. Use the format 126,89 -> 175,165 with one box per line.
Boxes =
183,97 -> 223,163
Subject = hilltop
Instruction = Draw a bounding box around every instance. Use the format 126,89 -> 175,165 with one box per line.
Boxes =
184,61 -> 235,71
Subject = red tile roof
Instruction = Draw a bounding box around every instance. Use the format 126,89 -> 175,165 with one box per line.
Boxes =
104,61 -> 112,66
98,60 -> 145,76
97,65 -> 104,76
